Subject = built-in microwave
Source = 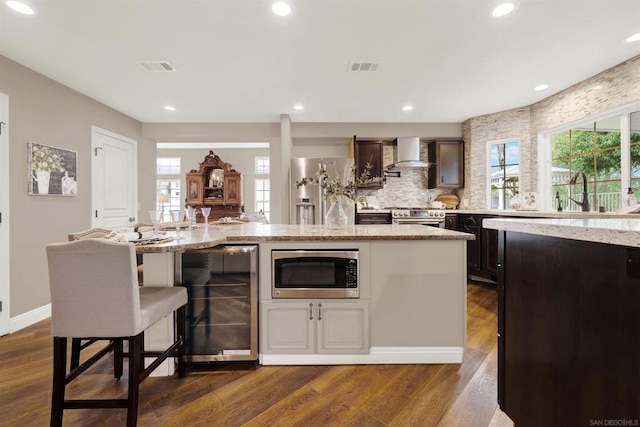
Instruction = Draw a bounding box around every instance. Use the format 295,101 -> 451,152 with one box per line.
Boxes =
271,249 -> 359,299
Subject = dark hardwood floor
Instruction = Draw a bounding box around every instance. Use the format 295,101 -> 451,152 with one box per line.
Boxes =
0,283 -> 504,427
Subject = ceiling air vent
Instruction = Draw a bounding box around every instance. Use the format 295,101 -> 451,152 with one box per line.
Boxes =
349,61 -> 381,72
137,61 -> 177,72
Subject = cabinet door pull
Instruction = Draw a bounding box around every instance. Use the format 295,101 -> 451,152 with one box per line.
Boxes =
309,302 -> 313,320
318,303 -> 322,321
441,175 -> 444,183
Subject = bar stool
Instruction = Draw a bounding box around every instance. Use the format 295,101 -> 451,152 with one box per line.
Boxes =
66,228 -> 122,376
46,239 -> 187,427
66,226 -> 151,373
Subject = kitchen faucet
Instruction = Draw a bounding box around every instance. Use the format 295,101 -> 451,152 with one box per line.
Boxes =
568,171 -> 590,212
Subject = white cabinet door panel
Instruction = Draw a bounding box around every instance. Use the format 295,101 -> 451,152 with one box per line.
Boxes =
261,301 -> 314,354
317,302 -> 369,353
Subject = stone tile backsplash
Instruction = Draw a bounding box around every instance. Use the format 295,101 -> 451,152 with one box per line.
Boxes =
358,141 -> 451,208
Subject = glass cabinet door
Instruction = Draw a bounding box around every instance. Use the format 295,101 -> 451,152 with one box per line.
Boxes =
181,245 -> 257,362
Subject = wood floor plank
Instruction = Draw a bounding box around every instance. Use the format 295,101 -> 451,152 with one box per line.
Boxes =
0,283 -> 500,427
387,347 -> 488,426
438,346 -> 499,427
359,364 -> 443,424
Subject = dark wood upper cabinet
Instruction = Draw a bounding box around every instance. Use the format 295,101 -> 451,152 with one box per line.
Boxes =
428,141 -> 464,189
354,137 -> 384,189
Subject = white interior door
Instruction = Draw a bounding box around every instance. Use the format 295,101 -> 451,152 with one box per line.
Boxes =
91,126 -> 138,228
0,93 -> 10,336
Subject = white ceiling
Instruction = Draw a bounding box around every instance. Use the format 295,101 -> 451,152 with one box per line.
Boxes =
1,0 -> 639,124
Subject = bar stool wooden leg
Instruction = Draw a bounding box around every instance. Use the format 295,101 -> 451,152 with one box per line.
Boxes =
51,337 -> 67,427
126,334 -> 142,427
177,305 -> 186,378
113,339 -> 123,380
70,338 -> 81,370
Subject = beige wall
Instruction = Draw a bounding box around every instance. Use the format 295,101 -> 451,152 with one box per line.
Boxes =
0,55 -> 155,318
462,54 -> 640,209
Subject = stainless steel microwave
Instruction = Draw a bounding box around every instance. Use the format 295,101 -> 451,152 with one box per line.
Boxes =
271,249 -> 359,298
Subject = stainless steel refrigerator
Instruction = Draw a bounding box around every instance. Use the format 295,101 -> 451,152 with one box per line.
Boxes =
290,157 -> 355,225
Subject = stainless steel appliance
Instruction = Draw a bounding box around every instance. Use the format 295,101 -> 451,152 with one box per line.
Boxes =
179,245 -> 258,362
388,137 -> 434,169
272,249 -> 359,298
390,208 -> 446,228
290,157 -> 354,225
356,209 -> 392,224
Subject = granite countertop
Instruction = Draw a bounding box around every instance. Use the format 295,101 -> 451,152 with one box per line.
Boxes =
451,209 -> 640,219
135,223 -> 474,253
483,217 -> 640,248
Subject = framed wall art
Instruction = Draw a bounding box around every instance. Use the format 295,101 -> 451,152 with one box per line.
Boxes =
28,142 -> 78,196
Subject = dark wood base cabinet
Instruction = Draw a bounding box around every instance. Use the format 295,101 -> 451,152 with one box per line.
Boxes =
498,231 -> 640,426
458,214 -> 497,283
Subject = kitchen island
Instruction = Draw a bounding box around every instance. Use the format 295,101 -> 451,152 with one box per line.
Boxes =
483,218 -> 640,427
135,223 -> 473,372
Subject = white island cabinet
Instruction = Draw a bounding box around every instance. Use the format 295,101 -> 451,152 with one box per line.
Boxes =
257,238 -> 467,365
260,300 -> 369,355
130,223 -> 472,372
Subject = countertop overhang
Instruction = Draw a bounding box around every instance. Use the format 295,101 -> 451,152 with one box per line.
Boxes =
451,209 -> 640,219
484,217 -> 640,248
136,223 -> 474,253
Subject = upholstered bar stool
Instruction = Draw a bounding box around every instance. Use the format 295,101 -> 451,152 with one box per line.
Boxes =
66,228 -> 121,375
66,226 -> 151,373
47,239 -> 187,427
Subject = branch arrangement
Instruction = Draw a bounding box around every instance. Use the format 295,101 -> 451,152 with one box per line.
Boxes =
296,162 -> 382,203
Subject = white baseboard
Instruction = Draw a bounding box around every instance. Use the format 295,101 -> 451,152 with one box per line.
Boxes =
260,346 -> 464,365
10,303 -> 51,333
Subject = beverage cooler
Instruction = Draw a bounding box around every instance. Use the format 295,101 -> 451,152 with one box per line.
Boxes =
178,245 -> 258,362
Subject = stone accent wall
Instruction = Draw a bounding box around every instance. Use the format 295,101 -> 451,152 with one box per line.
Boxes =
463,54 -> 640,209
461,107 -> 531,209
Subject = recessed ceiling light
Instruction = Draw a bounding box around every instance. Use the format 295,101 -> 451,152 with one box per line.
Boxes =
272,2 -> 291,17
625,32 -> 640,43
534,84 -> 549,91
6,1 -> 35,15
163,105 -> 176,111
490,1 -> 517,18
293,104 -> 304,111
402,105 -> 414,111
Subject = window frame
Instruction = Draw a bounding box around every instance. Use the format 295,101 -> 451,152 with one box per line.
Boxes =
156,157 -> 181,222
539,101 -> 640,211
486,138 -> 521,210
254,156 -> 270,221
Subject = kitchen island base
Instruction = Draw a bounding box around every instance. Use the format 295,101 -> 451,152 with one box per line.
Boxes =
496,230 -> 639,427
131,224 -> 472,374
259,240 -> 466,365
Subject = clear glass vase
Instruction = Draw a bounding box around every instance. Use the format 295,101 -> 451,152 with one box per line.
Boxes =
325,197 -> 348,230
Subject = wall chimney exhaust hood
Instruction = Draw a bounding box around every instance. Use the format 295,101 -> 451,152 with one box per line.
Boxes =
389,137 -> 433,169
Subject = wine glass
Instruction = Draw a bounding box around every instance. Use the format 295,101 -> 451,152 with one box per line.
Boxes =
185,206 -> 195,230
201,207 -> 211,228
148,210 -> 162,234
170,210 -> 185,240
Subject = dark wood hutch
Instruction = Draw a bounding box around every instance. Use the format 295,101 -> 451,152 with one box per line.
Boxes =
185,151 -> 244,222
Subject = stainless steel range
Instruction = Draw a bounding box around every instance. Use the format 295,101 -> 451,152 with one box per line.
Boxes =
390,208 -> 446,228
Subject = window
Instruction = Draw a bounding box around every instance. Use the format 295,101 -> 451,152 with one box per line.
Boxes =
157,157 -> 181,175
551,118 -> 622,212
254,156 -> 270,221
488,141 -> 520,209
255,156 -> 270,174
156,157 -> 181,222
630,111 -> 640,193
255,179 -> 270,221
